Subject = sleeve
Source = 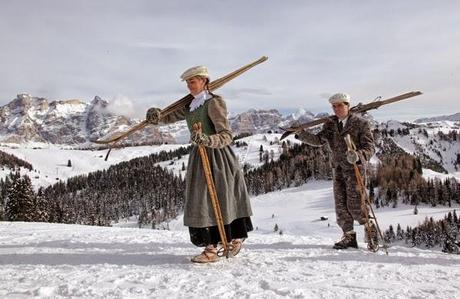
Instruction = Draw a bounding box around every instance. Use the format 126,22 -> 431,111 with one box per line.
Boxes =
207,97 -> 233,148
295,124 -> 330,147
159,106 -> 187,124
357,121 -> 375,162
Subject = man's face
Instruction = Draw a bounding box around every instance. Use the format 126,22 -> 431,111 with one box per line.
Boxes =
332,102 -> 350,119
186,76 -> 207,96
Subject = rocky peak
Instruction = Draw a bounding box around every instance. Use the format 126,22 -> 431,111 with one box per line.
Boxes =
0,94 -> 174,146
6,94 -> 48,115
230,109 -> 283,134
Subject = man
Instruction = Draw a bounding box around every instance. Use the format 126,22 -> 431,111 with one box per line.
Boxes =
295,93 -> 376,249
145,65 -> 253,262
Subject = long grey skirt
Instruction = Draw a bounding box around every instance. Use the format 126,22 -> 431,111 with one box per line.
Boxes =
183,145 -> 253,228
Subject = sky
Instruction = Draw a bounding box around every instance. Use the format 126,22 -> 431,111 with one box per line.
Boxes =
1,0 -> 459,121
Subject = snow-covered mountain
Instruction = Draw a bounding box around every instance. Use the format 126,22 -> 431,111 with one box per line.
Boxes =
279,108 -> 315,128
376,120 -> 460,175
1,94 -> 459,176
0,94 -> 174,146
0,94 -> 317,145
229,109 -> 283,134
415,112 -> 460,123
229,108 -> 326,134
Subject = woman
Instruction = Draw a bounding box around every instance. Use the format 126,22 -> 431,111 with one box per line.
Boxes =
146,65 -> 253,263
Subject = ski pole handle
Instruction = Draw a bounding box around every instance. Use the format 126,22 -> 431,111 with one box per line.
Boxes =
344,134 -> 356,151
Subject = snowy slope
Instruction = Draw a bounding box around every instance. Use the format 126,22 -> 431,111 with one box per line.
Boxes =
0,144 -> 186,189
0,133 -> 302,188
380,120 -> 460,177
1,180 -> 459,298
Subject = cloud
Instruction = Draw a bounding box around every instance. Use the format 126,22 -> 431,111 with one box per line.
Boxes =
105,95 -> 136,118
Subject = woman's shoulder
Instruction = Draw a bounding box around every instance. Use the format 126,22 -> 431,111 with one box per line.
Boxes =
207,94 -> 226,107
209,93 -> 224,102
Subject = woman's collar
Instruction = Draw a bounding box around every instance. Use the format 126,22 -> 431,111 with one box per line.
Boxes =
189,90 -> 212,111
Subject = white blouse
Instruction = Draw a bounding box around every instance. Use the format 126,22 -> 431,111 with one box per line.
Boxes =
189,90 -> 212,112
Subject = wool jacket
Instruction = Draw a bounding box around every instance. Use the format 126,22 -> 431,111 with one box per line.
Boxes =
296,113 -> 375,169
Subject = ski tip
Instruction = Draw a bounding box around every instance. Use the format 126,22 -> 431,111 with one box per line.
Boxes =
92,139 -> 116,144
280,131 -> 292,140
91,139 -> 106,144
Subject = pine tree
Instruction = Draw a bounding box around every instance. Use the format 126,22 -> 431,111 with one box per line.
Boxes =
5,173 -> 36,222
34,187 -> 49,222
396,223 -> 404,240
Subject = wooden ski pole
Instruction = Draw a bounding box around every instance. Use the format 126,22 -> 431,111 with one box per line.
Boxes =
344,134 -> 389,255
192,122 -> 231,257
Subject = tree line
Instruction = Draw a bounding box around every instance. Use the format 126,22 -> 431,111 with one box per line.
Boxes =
383,210 -> 459,254
244,141 -> 332,195
369,152 -> 460,209
0,147 -> 189,227
0,149 -> 33,171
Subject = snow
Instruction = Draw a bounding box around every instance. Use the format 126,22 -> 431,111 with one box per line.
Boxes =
49,101 -> 87,118
0,144 -> 186,189
381,121 -> 460,178
1,180 -> 459,298
234,133 -> 301,167
0,133 -> 301,188
1,133 -> 460,297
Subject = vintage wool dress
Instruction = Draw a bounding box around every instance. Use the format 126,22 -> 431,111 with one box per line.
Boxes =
160,94 -> 253,246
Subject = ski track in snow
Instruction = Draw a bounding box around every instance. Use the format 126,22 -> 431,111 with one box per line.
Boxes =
1,181 -> 460,299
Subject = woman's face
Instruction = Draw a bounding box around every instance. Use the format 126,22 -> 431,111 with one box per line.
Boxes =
332,102 -> 350,120
186,76 -> 207,96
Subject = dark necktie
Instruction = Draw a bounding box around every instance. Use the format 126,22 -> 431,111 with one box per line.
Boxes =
338,121 -> 343,132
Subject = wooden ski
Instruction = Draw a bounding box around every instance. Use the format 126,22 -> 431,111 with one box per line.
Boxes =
279,91 -> 423,140
93,56 -> 268,145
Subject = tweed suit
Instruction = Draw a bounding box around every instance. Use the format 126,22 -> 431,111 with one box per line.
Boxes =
296,113 -> 375,233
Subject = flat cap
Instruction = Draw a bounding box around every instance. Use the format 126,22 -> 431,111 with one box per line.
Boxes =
180,65 -> 209,81
328,93 -> 351,104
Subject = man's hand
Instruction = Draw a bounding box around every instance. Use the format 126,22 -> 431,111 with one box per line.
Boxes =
346,150 -> 359,164
191,131 -> 211,146
146,107 -> 161,124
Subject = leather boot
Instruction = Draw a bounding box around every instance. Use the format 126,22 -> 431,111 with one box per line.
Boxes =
333,231 -> 358,249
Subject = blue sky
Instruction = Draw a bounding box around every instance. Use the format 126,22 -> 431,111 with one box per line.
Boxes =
1,0 -> 459,121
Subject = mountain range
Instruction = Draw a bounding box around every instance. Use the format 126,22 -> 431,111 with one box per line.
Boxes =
0,94 -> 174,146
0,94 -> 324,146
1,94 -> 460,155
